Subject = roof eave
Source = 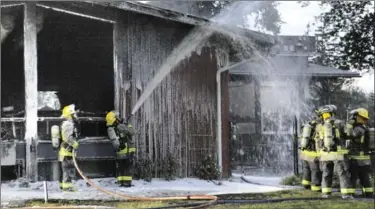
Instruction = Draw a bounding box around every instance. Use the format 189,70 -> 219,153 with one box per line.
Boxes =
229,71 -> 361,78
90,1 -> 276,45
89,1 -> 209,26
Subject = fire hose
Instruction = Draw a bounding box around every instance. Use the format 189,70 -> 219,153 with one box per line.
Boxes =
71,150 -> 218,209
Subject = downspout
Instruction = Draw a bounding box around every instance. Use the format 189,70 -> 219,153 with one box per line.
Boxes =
216,59 -> 251,175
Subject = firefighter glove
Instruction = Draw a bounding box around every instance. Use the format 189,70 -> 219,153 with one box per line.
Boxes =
72,141 -> 79,150
348,119 -> 356,125
113,139 -> 120,151
345,124 -> 353,135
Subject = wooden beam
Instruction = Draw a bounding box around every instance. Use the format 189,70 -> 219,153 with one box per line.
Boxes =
221,71 -> 230,178
36,1 -> 116,23
0,2 -> 24,8
114,13 -> 132,119
24,2 -> 38,182
113,13 -> 128,118
113,20 -> 121,115
254,78 -> 262,136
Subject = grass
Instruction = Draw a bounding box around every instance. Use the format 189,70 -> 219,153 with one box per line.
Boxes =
280,175 -> 302,186
212,200 -> 373,209
23,189 -> 374,209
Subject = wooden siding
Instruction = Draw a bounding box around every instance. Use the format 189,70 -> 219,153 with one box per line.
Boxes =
117,11 -> 224,177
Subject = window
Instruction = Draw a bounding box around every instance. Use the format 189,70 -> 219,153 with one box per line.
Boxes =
283,45 -> 289,51
229,82 -> 256,118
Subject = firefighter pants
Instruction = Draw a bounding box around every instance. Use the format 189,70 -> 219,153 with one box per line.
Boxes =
350,159 -> 374,197
321,159 -> 353,195
302,160 -> 321,191
60,156 -> 76,191
116,156 -> 134,187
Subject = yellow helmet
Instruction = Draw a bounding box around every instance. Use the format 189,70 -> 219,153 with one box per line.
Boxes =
61,104 -> 76,119
106,110 -> 119,126
356,108 -> 369,120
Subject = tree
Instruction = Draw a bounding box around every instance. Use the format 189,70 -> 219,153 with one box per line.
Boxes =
146,1 -> 283,35
304,1 -> 374,73
309,20 -> 352,107
307,1 -> 374,107
368,92 -> 375,126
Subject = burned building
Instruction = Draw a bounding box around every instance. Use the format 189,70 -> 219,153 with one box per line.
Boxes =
1,1 -> 276,181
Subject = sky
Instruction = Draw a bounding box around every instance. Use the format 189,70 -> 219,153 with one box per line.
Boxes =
277,1 -> 374,94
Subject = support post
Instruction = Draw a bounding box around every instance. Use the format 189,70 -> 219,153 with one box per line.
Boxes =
113,13 -> 129,119
216,59 -> 251,178
113,20 -> 121,114
293,115 -> 299,176
24,2 -> 38,182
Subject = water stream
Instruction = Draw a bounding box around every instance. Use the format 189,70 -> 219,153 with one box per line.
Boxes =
131,1 -> 264,115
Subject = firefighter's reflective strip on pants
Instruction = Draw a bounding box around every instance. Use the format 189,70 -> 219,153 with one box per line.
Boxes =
311,185 -> 321,191
116,147 -> 136,156
117,176 -> 132,181
322,188 -> 332,193
60,182 -> 74,189
58,147 -> 73,161
302,179 -> 311,186
341,188 -> 356,194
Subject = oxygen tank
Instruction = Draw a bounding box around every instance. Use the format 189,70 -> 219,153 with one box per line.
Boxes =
301,124 -> 312,149
369,128 -> 375,150
51,125 -> 60,149
323,121 -> 334,151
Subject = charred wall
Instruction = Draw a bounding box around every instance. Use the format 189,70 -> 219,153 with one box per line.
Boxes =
117,12 -> 220,177
1,5 -> 25,112
37,8 -> 114,113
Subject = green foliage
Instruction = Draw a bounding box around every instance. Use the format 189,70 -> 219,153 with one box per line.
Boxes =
307,1 -> 374,108
195,156 -> 221,180
159,152 -> 178,181
313,1 -> 374,72
280,175 -> 302,186
133,157 -> 154,182
368,92 -> 375,127
310,85 -> 374,123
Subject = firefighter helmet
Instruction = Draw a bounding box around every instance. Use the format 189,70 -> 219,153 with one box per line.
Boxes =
352,108 -> 369,120
61,104 -> 76,119
106,111 -> 117,126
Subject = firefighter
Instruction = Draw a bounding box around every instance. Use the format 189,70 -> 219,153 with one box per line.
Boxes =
345,108 -> 374,197
106,111 -> 136,187
59,104 -> 80,192
300,107 -> 323,192
318,105 -> 353,199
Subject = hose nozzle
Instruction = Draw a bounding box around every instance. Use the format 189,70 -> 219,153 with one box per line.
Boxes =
125,114 -> 133,124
